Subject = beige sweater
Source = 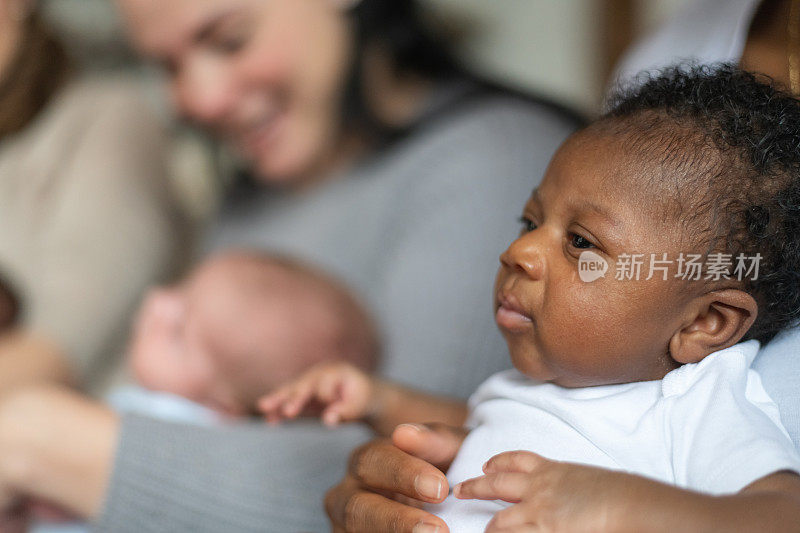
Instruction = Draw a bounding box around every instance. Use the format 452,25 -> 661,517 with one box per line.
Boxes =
0,77 -> 184,395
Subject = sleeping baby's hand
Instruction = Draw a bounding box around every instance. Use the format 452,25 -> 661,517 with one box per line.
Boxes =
454,450 -> 630,532
257,361 -> 376,427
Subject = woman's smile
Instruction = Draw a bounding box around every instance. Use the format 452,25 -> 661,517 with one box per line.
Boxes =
240,106 -> 287,156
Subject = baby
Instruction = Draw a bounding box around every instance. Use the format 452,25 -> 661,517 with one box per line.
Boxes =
259,65 -> 800,530
34,253 -> 378,533
124,250 -> 377,418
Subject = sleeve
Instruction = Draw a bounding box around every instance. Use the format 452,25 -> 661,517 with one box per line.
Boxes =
753,326 -> 800,450
26,84 -> 185,388
376,102 -> 575,399
94,415 -> 373,533
667,349 -> 800,495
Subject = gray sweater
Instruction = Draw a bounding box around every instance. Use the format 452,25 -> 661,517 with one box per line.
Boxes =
95,91 -> 580,532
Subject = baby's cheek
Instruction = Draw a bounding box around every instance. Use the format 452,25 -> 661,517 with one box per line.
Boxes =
542,287 -> 636,381
131,344 -> 204,398
131,353 -> 170,391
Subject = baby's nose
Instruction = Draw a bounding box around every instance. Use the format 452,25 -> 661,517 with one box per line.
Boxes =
500,236 -> 545,280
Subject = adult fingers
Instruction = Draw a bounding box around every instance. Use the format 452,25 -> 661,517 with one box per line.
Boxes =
325,476 -> 449,533
392,423 -> 468,471
483,450 -> 547,475
347,438 -> 449,503
454,473 -> 529,503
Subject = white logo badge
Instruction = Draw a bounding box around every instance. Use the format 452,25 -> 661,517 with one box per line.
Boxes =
578,250 -> 608,282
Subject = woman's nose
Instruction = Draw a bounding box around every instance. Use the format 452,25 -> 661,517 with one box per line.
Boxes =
500,233 -> 545,280
173,59 -> 239,125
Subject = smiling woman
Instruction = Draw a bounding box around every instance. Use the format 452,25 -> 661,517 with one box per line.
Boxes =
118,0 -> 475,186
120,0 -> 355,183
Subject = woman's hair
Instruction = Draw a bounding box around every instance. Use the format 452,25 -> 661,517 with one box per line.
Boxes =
0,9 -> 71,139
349,0 -> 463,82
0,272 -> 21,330
342,0 -> 583,141
603,64 -> 800,344
341,0 -> 463,139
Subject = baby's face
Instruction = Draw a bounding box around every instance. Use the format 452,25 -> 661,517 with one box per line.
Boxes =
495,129 -> 701,387
130,254 -> 368,415
129,284 -> 247,416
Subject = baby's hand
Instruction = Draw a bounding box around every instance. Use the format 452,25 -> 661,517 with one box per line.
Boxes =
257,361 -> 375,427
454,450 -> 628,532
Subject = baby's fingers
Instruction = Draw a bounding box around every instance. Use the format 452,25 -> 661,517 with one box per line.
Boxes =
322,399 -> 360,427
321,383 -> 367,427
485,502 -> 537,532
257,390 -> 288,414
257,381 -> 302,415
453,473 -> 529,503
281,382 -> 316,417
321,393 -> 364,426
317,371 -> 342,404
317,373 -> 343,425
485,525 -> 539,533
257,380 -> 315,420
483,451 -> 547,474
321,407 -> 342,427
257,392 -> 290,424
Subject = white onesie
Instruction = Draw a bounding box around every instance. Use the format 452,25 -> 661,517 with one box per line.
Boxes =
431,340 -> 800,532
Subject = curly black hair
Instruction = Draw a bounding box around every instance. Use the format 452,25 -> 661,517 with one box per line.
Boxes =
601,64 -> 800,344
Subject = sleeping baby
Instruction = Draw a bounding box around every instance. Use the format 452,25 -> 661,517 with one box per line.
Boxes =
120,250 -> 377,419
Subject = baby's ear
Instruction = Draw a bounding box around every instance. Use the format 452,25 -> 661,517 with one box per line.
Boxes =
669,289 -> 758,365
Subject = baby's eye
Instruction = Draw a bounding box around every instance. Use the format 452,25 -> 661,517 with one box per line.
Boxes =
569,233 -> 594,249
518,216 -> 537,233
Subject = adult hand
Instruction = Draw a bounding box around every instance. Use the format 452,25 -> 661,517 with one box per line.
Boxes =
325,422 -> 467,533
0,384 -> 117,520
0,331 -> 72,395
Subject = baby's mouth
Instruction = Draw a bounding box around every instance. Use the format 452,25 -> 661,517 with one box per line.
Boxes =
495,293 -> 534,332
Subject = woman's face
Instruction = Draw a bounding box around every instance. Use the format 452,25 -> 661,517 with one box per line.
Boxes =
118,0 -> 354,183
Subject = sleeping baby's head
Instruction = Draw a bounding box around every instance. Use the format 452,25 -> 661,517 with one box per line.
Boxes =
129,251 -> 377,415
495,65 -> 800,388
